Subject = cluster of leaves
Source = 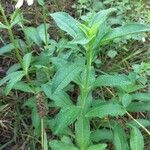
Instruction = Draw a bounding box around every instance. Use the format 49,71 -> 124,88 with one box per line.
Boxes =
0,3 -> 150,150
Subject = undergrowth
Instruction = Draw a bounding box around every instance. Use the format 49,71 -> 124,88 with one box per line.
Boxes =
0,0 -> 150,149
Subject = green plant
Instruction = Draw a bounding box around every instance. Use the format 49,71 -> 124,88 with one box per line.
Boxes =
1,4 -> 150,149
44,9 -> 150,149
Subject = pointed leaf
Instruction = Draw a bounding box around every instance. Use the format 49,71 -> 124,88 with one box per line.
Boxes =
87,144 -> 107,150
127,102 -> 150,112
54,106 -> 81,134
91,129 -> 113,142
51,60 -> 84,93
0,43 -> 14,55
24,27 -> 42,45
43,83 -> 73,107
50,12 -> 82,38
22,52 -> 32,74
127,119 -> 150,128
132,93 -> 150,101
49,140 -> 78,150
94,74 -> 131,87
113,124 -> 129,150
75,115 -> 90,149
130,127 -> 144,150
89,8 -> 116,27
86,102 -> 125,118
101,24 -> 150,44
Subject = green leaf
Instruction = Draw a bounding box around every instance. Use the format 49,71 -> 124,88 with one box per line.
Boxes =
132,93 -> 150,101
23,52 -> 32,74
0,43 -> 14,55
113,124 -> 129,150
94,74 -> 131,87
127,119 -> 150,128
43,83 -> 73,107
130,127 -> 144,150
87,144 -> 107,150
5,74 -> 24,95
10,9 -> 23,27
37,24 -> 50,44
101,23 -> 150,44
13,81 -> 34,93
86,102 -> 125,118
127,102 -> 150,112
0,71 -> 25,95
54,105 -> 81,134
24,27 -> 42,45
6,63 -> 21,74
75,115 -> 90,149
49,140 -> 78,150
50,12 -> 82,38
121,93 -> 132,107
89,8 -> 116,27
51,61 -> 84,94
37,0 -> 45,6
91,129 -> 113,142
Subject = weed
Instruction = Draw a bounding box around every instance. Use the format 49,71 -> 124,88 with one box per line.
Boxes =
0,2 -> 150,150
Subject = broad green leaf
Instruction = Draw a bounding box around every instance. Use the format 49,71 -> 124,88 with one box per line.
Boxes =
101,24 -> 150,44
113,124 -> 129,150
5,73 -> 25,95
94,74 -> 131,87
24,27 -> 42,45
23,97 -> 36,108
127,119 -> 150,128
42,83 -> 73,107
75,115 -> 90,149
0,71 -> 25,95
121,93 -> 132,107
127,102 -> 150,112
0,43 -> 14,55
91,129 -> 113,142
61,136 -> 74,145
130,127 -> 144,150
50,12 -> 82,38
6,63 -> 21,74
132,93 -> 150,101
13,81 -> 34,93
89,8 -> 116,27
51,61 -> 84,93
87,144 -> 107,150
49,140 -> 78,150
121,84 -> 145,93
37,24 -> 50,44
23,52 -> 32,74
54,105 -> 81,134
86,102 -> 125,118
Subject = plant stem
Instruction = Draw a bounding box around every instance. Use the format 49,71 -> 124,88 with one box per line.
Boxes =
76,46 -> 93,149
0,4 -> 22,65
81,48 -> 92,109
41,118 -> 44,150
